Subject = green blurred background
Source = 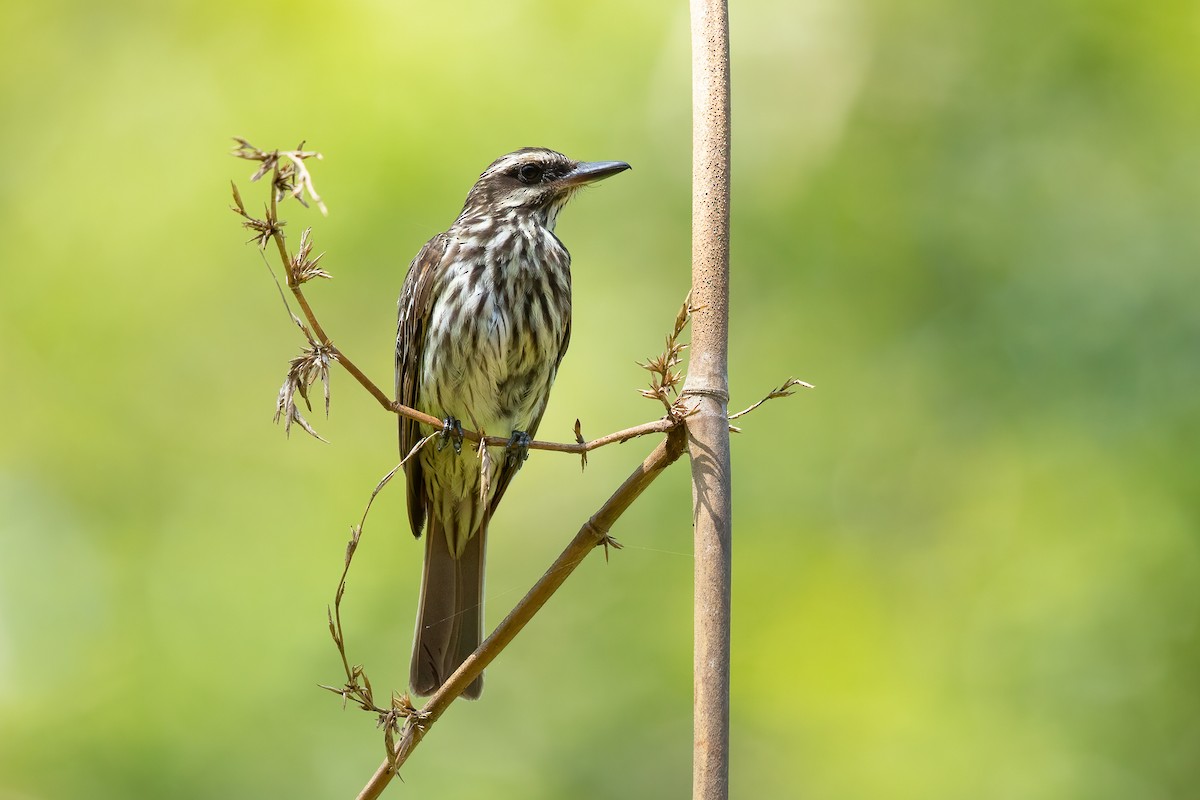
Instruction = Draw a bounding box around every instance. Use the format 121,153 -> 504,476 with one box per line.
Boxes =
2,0 -> 1198,797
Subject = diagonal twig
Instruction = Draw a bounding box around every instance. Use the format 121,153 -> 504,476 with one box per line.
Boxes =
354,426 -> 689,799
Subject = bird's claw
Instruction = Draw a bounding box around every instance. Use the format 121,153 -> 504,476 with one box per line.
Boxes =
505,430 -> 531,466
437,417 -> 464,455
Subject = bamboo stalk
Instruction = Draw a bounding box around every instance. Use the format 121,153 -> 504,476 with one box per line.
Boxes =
684,0 -> 733,798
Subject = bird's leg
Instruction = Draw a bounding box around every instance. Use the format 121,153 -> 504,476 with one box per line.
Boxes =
504,430 -> 531,467
437,417 -> 465,455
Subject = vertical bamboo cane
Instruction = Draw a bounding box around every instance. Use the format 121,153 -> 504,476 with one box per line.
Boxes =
685,1 -> 732,798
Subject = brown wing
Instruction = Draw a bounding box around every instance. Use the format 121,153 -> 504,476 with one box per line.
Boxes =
486,318 -> 572,516
397,233 -> 450,539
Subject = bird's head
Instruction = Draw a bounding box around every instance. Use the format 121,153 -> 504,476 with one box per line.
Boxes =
458,147 -> 630,229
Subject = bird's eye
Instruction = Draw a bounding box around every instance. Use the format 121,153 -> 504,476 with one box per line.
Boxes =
516,163 -> 543,185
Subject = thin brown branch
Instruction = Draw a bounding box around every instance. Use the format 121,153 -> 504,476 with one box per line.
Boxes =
355,426 -> 689,799
319,433 -> 439,714
520,415 -> 681,454
727,378 -> 813,432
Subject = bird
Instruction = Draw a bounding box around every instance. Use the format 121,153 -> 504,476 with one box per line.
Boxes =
396,147 -> 630,699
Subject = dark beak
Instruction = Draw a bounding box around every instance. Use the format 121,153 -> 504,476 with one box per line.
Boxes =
561,160 -> 631,187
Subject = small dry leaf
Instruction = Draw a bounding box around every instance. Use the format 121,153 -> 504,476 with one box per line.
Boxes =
478,444 -> 493,503
599,533 -> 624,563
383,717 -> 398,768
230,181 -> 248,216
574,418 -> 587,471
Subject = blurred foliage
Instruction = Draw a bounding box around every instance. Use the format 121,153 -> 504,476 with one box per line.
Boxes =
2,0 -> 1199,798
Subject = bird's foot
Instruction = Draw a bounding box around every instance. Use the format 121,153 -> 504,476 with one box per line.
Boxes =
505,430 -> 532,466
437,417 -> 465,455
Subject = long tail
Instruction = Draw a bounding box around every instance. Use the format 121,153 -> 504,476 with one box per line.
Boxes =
410,512 -> 486,699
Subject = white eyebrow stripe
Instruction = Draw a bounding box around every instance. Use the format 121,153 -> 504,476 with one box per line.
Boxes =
483,150 -> 562,178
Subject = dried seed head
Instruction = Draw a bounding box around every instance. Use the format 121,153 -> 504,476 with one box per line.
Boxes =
274,341 -> 337,439
290,227 -> 330,284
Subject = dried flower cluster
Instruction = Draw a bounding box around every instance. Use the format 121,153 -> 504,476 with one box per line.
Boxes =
275,338 -> 336,439
232,137 -> 327,214
639,292 -> 704,418
229,181 -> 283,250
290,227 -> 329,285
229,138 -> 343,441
